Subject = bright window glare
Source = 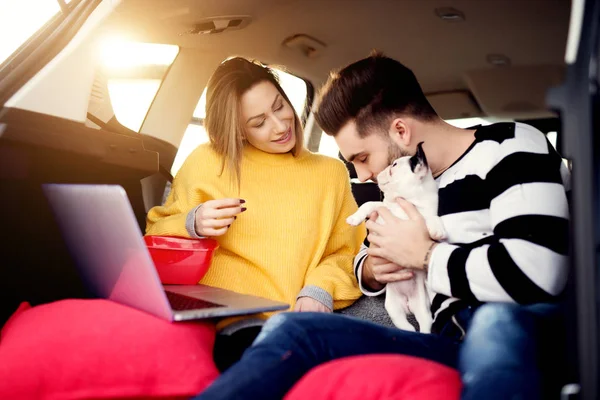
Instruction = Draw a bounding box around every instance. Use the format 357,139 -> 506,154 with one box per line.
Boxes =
193,88 -> 208,119
445,117 -> 490,128
0,0 -> 60,65
546,131 -> 570,167
547,131 -> 558,149
108,79 -> 161,132
172,88 -> 209,175
171,125 -> 209,175
100,40 -> 179,69
101,40 -> 179,132
276,69 -> 307,116
318,132 -> 340,159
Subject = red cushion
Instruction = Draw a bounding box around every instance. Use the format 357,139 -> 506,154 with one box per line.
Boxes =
0,299 -> 219,400
285,355 -> 461,400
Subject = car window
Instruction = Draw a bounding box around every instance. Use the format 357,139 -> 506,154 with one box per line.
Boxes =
99,39 -> 179,132
445,117 -> 492,128
316,117 -> 494,160
547,131 -> 559,150
0,0 -> 74,66
318,132 -> 340,159
170,66 -> 309,175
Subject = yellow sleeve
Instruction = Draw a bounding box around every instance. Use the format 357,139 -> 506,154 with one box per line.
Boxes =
145,150 -> 208,237
303,163 -> 366,310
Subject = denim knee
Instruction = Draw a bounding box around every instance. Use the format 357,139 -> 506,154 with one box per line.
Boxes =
464,303 -> 536,351
459,303 -> 548,399
468,303 -> 524,335
252,312 -> 308,346
460,303 -> 536,372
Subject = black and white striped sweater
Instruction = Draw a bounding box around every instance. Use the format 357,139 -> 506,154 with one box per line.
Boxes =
355,122 -> 571,334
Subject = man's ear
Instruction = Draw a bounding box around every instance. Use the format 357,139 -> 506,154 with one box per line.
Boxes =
409,142 -> 428,179
389,118 -> 411,147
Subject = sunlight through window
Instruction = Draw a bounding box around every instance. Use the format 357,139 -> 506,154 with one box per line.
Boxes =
276,69 -> 307,117
107,79 -> 162,133
0,0 -> 61,65
547,131 -> 558,149
318,132 -> 340,159
192,88 -> 207,119
100,40 -> 179,69
99,39 -> 179,132
171,124 -> 209,176
445,117 -> 490,128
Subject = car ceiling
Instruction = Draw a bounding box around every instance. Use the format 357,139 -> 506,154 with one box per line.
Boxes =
104,0 -> 571,119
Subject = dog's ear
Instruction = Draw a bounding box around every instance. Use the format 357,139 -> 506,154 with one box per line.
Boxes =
409,142 -> 428,179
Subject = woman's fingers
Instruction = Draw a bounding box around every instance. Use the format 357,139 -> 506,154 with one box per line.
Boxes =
206,198 -> 245,209
210,206 -> 246,219
200,226 -> 229,237
195,198 -> 246,236
202,217 -> 236,229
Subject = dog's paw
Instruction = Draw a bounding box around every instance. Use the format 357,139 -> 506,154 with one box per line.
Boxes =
426,218 -> 447,241
430,228 -> 447,241
346,213 -> 364,226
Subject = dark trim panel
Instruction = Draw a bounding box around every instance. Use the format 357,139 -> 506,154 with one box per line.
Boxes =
1,108 -> 158,175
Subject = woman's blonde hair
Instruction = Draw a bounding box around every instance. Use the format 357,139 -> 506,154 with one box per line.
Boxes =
204,57 -> 305,186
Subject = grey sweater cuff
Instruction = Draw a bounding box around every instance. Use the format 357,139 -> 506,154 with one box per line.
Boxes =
185,204 -> 205,239
297,285 -> 333,311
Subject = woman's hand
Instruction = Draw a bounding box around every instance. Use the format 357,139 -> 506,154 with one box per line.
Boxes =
294,297 -> 332,313
194,198 -> 246,237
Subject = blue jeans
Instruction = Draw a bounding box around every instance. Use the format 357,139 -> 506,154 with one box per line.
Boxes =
460,302 -> 565,400
195,303 -> 563,400
196,312 -> 462,400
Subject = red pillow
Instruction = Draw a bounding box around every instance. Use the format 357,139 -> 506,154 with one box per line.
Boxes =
285,355 -> 461,400
0,299 -> 219,400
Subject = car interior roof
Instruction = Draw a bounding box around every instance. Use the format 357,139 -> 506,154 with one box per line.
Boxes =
103,0 -> 572,120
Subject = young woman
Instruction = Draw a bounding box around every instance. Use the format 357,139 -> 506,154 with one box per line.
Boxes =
146,57 -> 365,370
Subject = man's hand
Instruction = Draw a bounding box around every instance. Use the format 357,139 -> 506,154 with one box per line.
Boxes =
365,198 -> 435,270
294,297 -> 332,313
361,210 -> 414,290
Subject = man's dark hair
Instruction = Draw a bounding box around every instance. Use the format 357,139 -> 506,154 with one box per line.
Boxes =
314,52 -> 437,137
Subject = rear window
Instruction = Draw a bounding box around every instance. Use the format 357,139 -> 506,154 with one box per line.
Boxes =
0,0 -> 74,66
99,39 -> 179,132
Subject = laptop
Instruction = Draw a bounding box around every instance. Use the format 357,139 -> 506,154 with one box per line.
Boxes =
42,184 -> 289,322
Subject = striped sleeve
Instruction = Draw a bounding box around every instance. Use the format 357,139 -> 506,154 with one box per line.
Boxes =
428,128 -> 570,304
354,244 -> 386,296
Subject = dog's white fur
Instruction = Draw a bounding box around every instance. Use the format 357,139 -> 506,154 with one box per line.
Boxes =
347,145 -> 445,333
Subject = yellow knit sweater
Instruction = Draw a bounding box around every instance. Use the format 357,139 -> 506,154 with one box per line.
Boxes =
146,143 -> 364,326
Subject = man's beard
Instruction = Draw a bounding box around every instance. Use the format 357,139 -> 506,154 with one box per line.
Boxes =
387,141 -> 412,165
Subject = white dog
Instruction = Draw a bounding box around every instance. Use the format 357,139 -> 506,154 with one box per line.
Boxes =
347,142 -> 445,333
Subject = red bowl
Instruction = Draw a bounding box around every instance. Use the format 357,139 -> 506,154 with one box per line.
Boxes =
144,235 -> 219,285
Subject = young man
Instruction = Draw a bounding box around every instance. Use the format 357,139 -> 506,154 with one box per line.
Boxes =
194,54 -> 570,400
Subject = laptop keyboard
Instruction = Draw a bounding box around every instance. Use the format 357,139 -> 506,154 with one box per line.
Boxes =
165,291 -> 226,311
